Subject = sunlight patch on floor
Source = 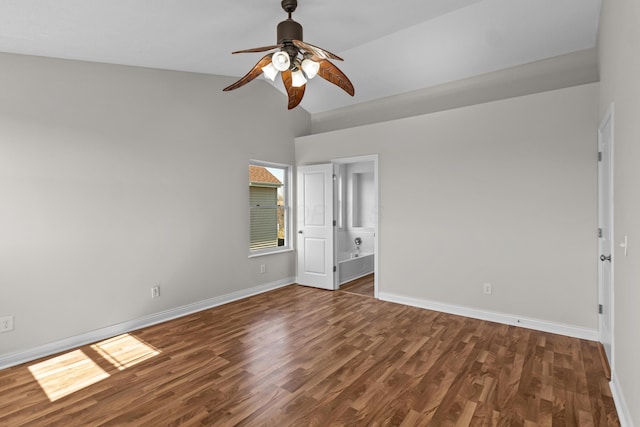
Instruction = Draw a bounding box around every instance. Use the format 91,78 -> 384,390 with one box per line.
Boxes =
27,333 -> 161,402
28,350 -> 110,402
91,333 -> 160,371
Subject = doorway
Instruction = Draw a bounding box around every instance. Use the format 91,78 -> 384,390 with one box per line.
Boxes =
296,155 -> 379,298
334,157 -> 377,298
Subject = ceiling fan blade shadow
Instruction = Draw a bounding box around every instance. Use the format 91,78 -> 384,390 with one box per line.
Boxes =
223,54 -> 273,92
232,45 -> 282,54
281,69 -> 306,109
293,40 -> 343,61
314,58 -> 354,96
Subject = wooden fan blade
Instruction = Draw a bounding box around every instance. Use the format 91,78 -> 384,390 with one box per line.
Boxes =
232,45 -> 282,54
223,54 -> 273,92
292,40 -> 344,61
281,69 -> 306,109
314,58 -> 355,96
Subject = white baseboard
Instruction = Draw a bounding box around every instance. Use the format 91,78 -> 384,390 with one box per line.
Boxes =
378,292 -> 598,341
610,371 -> 634,427
0,278 -> 295,370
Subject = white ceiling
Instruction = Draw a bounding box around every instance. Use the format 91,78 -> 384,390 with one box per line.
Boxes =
0,0 -> 601,114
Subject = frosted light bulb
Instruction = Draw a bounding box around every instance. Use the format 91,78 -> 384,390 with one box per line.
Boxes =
271,51 -> 291,72
262,63 -> 278,81
301,58 -> 320,79
291,70 -> 307,87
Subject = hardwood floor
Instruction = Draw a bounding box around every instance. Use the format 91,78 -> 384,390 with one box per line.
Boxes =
0,285 -> 619,426
339,273 -> 374,297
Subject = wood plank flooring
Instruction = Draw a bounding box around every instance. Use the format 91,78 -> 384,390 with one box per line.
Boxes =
339,273 -> 374,298
0,285 -> 619,426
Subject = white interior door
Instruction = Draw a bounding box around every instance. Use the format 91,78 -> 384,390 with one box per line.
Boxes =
296,164 -> 336,290
598,105 -> 614,364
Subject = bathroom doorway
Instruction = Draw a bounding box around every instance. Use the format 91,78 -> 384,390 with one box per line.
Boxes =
296,154 -> 378,297
333,155 -> 378,298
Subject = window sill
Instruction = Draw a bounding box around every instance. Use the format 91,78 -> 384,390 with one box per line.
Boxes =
248,248 -> 294,258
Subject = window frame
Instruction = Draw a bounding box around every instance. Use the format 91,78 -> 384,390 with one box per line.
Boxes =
248,160 -> 292,257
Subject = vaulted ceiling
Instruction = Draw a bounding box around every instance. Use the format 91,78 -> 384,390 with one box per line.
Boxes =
0,0 -> 601,114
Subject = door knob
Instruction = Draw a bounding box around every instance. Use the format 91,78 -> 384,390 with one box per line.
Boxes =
298,230 -> 303,234
600,254 -> 611,262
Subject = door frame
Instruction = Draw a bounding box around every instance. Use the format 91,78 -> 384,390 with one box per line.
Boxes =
332,154 -> 379,298
598,103 -> 614,367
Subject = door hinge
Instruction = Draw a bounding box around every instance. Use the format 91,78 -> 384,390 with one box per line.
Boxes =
333,266 -> 337,273
333,220 -> 337,226
598,228 -> 603,238
599,304 -> 604,314
333,174 -> 337,181
598,152 -> 602,162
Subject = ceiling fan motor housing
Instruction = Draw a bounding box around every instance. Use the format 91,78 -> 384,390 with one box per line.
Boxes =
277,19 -> 303,44
277,19 -> 303,64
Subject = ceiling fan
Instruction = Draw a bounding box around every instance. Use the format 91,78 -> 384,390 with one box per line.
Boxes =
223,0 -> 355,109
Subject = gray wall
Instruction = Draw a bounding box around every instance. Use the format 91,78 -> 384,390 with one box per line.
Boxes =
599,0 -> 640,424
297,83 -> 598,330
0,53 -> 310,355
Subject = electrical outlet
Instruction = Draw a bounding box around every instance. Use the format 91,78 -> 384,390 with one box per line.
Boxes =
483,283 -> 492,295
260,264 -> 266,274
0,316 -> 14,332
151,286 -> 160,298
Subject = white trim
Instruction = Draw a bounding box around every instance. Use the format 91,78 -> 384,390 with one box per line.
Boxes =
331,154 -> 379,165
0,278 -> 295,371
248,248 -> 294,258
610,371 -> 633,427
378,292 -> 598,341
249,159 -> 293,257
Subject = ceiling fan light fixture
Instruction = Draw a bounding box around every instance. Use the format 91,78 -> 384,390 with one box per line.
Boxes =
291,69 -> 307,87
301,58 -> 320,79
271,51 -> 291,71
222,0 -> 354,109
262,62 -> 279,81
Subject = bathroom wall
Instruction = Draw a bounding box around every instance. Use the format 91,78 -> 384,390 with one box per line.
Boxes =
346,162 -> 376,230
337,162 -> 376,257
338,230 -> 375,259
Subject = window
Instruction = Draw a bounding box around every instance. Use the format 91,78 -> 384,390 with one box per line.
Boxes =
249,161 -> 290,255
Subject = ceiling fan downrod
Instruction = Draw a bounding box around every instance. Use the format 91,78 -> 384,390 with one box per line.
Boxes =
281,0 -> 297,16
278,0 -> 302,45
